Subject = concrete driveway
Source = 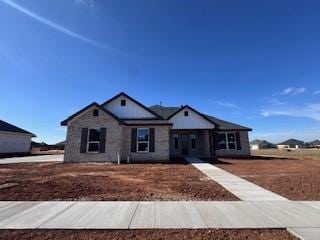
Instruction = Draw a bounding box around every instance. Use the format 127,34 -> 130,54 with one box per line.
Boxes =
0,154 -> 63,164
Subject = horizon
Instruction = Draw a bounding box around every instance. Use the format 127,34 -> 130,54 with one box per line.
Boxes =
1,0 -> 320,144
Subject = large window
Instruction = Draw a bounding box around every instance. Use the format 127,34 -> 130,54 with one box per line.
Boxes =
87,129 -> 100,152
218,133 -> 236,150
137,128 -> 149,152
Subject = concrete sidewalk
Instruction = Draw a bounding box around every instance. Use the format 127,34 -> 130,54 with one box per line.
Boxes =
0,201 -> 320,230
0,155 -> 63,164
185,157 -> 287,201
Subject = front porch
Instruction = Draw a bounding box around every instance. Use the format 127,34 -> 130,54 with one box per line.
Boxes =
169,129 -> 214,158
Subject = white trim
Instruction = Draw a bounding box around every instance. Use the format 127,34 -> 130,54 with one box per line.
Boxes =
137,128 -> 149,153
218,132 -> 237,150
87,128 -> 100,153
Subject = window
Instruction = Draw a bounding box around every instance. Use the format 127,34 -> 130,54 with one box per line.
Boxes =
87,129 -> 100,152
184,111 -> 188,116
191,134 -> 196,149
137,128 -> 149,152
173,134 -> 179,149
218,133 -> 227,149
121,99 -> 126,106
93,109 -> 99,116
218,133 -> 236,150
227,133 -> 236,149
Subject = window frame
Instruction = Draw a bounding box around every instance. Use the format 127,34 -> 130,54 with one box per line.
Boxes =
184,111 -> 189,116
93,109 -> 99,116
137,128 -> 149,153
121,99 -> 126,106
190,134 -> 196,149
218,132 -> 237,150
87,128 -> 100,153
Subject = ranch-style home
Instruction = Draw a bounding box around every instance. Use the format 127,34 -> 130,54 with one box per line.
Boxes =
61,92 -> 252,162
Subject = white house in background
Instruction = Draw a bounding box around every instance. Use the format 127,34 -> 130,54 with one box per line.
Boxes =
0,120 -> 36,154
309,139 -> 320,148
250,139 -> 276,150
277,139 -> 305,149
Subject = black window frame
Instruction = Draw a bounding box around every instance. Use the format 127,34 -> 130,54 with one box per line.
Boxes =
121,99 -> 126,106
87,129 -> 100,153
93,109 -> 99,116
184,111 -> 189,116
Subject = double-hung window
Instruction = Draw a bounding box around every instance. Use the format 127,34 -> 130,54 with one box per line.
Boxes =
137,128 -> 149,152
218,133 -> 236,150
87,129 -> 100,153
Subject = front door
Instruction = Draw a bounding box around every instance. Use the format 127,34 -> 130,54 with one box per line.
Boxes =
181,134 -> 189,155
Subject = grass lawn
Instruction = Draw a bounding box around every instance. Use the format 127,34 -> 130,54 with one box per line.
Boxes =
0,229 -> 297,240
213,153 -> 320,200
251,149 -> 320,160
0,160 -> 237,201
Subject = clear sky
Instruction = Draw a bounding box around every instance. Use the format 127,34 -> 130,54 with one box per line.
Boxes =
0,0 -> 320,144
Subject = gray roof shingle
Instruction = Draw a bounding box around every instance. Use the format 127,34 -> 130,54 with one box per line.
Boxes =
0,120 -> 36,137
149,105 -> 251,131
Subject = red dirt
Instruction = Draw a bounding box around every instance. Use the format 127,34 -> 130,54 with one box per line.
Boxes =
0,229 -> 297,240
0,160 -> 237,201
211,157 -> 320,200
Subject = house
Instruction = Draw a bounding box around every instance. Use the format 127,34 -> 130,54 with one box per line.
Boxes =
31,141 -> 50,153
61,92 -> 252,162
308,139 -> 320,149
250,139 -> 276,150
277,139 -> 305,149
54,140 -> 66,150
0,120 -> 36,154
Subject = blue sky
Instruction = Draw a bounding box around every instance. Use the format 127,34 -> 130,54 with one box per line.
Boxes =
0,0 -> 320,144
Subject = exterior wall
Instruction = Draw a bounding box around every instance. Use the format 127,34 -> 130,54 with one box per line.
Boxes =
215,131 -> 251,157
0,132 -> 32,154
103,95 -> 155,119
121,125 -> 170,161
277,144 -> 302,149
169,107 -> 215,129
169,130 -> 211,158
64,106 -> 123,163
250,144 -> 259,150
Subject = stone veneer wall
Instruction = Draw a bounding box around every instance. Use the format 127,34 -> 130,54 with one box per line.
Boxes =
64,106 -> 123,163
121,125 -> 170,161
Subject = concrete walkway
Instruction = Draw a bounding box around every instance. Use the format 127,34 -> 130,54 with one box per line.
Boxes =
0,155 -> 63,164
0,201 -> 320,231
185,157 -> 287,201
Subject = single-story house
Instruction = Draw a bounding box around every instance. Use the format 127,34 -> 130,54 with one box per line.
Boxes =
250,139 -> 276,150
0,120 -> 36,154
61,92 -> 252,162
308,139 -> 320,149
54,140 -> 66,150
31,141 -> 50,153
277,139 -> 305,149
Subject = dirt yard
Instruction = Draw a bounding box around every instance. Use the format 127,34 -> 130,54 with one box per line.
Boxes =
0,229 -> 296,240
212,156 -> 320,200
0,160 -> 237,201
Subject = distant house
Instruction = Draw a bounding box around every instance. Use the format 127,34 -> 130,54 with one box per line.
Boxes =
309,139 -> 320,149
0,120 -> 36,154
54,140 -> 66,150
277,139 -> 305,149
31,141 -> 50,153
250,139 -> 276,150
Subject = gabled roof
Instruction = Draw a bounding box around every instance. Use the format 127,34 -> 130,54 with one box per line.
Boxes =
309,139 -> 320,145
250,139 -> 274,145
61,102 -> 124,126
31,141 -> 48,147
166,105 -> 218,126
150,105 -> 251,131
0,120 -> 36,137
277,138 -> 305,145
101,92 -> 163,119
55,140 -> 66,146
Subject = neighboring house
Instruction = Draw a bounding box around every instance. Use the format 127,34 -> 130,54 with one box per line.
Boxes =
308,139 -> 320,149
250,139 -> 276,150
54,140 -> 66,150
61,92 -> 252,162
277,139 -> 305,149
31,141 -> 49,153
0,120 -> 36,154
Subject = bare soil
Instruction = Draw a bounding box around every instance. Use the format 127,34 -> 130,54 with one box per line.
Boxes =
210,156 -> 320,200
0,160 -> 237,201
0,229 -> 297,240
